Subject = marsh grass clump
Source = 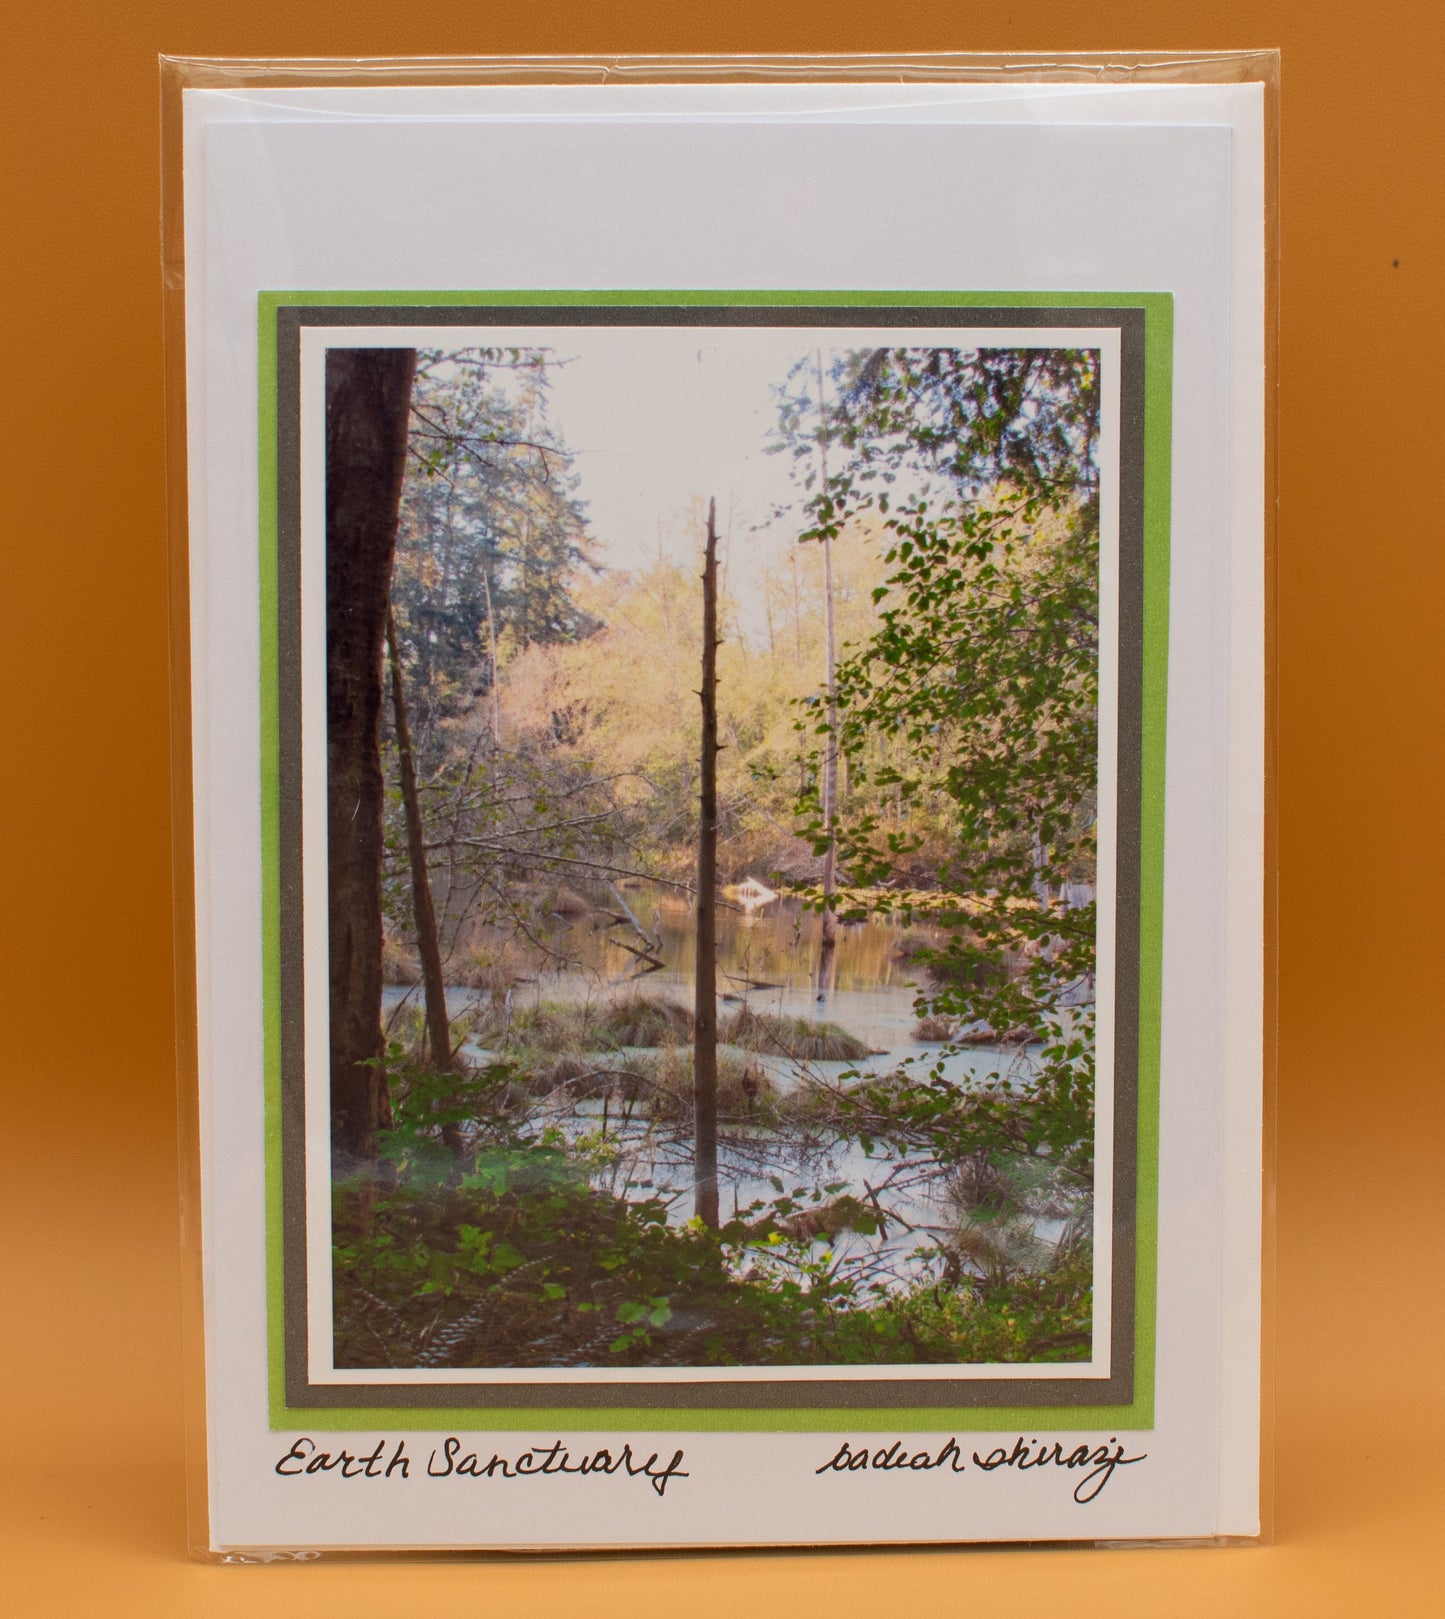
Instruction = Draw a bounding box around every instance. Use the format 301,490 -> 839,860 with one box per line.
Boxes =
514,1052 -> 661,1104
542,883 -> 592,917
778,1063 -> 928,1133
954,1022 -> 1033,1047
506,1001 -> 595,1052
720,1005 -> 872,1062
912,1014 -> 956,1042
512,1050 -> 608,1099
596,994 -> 694,1048
384,1000 -> 426,1050
933,1151 -> 1092,1294
519,1044 -> 778,1120
445,951 -> 508,992
507,994 -> 693,1056
948,1218 -> 1050,1276
743,1193 -> 879,1245
634,1046 -> 780,1122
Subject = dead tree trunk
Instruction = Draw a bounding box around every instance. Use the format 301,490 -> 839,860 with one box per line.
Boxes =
385,607 -> 462,1155
692,498 -> 721,1230
326,347 -> 417,1168
815,350 -> 840,991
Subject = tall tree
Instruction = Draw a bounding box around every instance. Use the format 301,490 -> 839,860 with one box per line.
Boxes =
378,348 -> 612,999
326,346 -> 417,1167
385,606 -> 460,1157
813,351 -> 840,984
391,350 -> 597,754
692,499 -> 721,1230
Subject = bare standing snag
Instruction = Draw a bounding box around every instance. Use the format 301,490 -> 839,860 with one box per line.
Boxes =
693,497 -> 721,1229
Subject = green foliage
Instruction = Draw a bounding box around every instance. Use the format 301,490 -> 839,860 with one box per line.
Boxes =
789,349 -> 1100,902
372,1046 -> 534,1186
776,344 -> 1102,1188
777,346 -> 1098,508
333,1149 -> 1091,1370
341,1029 -> 1091,1370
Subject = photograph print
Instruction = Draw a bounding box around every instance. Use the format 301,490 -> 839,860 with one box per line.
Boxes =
277,303 -> 1146,1398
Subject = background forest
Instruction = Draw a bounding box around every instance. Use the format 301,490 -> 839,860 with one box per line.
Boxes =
324,334 -> 1102,1370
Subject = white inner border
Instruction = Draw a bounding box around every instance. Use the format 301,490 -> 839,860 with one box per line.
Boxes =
297,320 -> 1122,1386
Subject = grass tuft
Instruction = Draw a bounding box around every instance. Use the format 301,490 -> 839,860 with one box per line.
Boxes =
507,994 -> 694,1053
720,1005 -> 872,1062
912,1014 -> 956,1041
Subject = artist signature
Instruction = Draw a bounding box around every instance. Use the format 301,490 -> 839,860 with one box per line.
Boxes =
814,1435 -> 1147,1503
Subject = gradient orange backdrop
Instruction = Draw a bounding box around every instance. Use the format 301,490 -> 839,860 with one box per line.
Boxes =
3,6 -> 1441,1615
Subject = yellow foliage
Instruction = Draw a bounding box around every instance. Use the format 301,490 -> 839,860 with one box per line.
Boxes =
497,517 -> 893,873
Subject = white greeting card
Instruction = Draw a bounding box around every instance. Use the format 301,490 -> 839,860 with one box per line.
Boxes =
173,65 -> 1269,1555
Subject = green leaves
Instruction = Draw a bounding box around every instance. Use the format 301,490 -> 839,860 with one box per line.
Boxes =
776,344 -> 1101,1199
331,1148 -> 1092,1371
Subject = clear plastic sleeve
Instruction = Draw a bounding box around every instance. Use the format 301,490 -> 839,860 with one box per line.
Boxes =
162,50 -> 1278,1560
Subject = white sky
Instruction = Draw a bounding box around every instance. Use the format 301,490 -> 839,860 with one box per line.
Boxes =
534,328 -> 823,580
445,323 -> 1093,641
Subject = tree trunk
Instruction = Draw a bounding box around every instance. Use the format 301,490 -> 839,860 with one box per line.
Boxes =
815,351 -> 840,987
693,498 -> 721,1230
326,347 -> 417,1168
480,562 -> 502,749
385,607 -> 462,1154
819,519 -> 839,931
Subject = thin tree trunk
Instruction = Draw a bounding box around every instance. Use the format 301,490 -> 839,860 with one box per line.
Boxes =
693,498 -> 721,1230
1031,827 -> 1050,906
481,560 -> 502,749
815,351 -> 840,981
326,347 -> 416,1168
386,609 -> 455,1039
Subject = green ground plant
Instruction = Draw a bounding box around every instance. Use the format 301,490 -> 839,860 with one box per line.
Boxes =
334,1039 -> 1092,1370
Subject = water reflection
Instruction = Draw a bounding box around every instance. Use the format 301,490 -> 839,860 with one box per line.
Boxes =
382,884 -> 1072,1285
539,882 -> 929,999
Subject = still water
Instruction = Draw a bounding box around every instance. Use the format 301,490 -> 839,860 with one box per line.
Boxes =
383,885 -> 1063,1273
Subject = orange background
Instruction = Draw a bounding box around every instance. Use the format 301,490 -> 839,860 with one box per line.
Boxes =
3,5 -> 1441,1614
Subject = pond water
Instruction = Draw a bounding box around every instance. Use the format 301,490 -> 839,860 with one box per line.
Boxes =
382,885 -> 1080,1283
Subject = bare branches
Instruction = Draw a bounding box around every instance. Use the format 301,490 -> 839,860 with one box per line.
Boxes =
409,401 -> 565,478
442,840 -> 697,897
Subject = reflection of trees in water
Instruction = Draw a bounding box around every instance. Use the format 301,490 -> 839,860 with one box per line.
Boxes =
504,1046 -> 1085,1301
452,885 -> 932,996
